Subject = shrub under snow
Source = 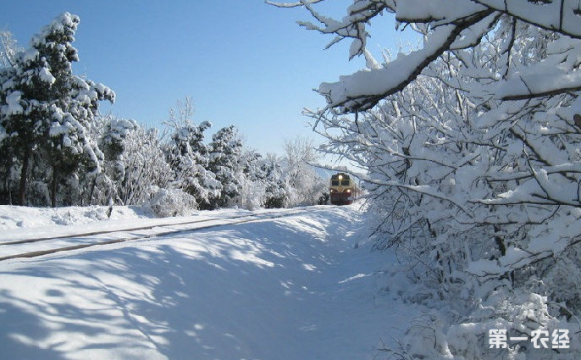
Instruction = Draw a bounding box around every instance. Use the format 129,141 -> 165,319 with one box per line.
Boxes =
147,188 -> 197,218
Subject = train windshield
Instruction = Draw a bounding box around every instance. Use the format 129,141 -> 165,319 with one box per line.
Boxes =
341,180 -> 350,186
331,180 -> 339,186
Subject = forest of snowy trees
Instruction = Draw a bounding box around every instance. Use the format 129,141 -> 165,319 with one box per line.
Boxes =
270,0 -> 581,358
0,13 -> 327,214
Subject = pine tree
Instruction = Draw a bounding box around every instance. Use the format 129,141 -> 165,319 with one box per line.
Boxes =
96,116 -> 139,204
164,97 -> 221,209
207,125 -> 243,209
261,153 -> 288,208
167,121 -> 221,209
0,12 -> 114,206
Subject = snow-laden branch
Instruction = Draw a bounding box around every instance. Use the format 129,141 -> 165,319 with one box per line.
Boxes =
319,10 -> 494,112
497,70 -> 581,101
265,0 -> 325,8
394,0 -> 487,24
468,231 -> 581,280
283,0 -> 581,114
358,173 -> 475,217
471,0 -> 581,39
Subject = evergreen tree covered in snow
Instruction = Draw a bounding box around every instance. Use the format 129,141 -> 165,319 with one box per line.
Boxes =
96,115 -> 140,204
207,125 -> 243,209
260,153 -> 289,208
236,150 -> 290,210
237,149 -> 267,210
164,97 -> 220,209
0,12 -> 114,206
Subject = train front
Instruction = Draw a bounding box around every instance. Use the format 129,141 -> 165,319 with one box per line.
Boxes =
329,173 -> 356,205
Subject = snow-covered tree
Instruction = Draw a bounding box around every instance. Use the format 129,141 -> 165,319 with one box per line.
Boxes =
236,150 -> 268,210
274,1 -> 581,358
0,12 -> 114,206
283,137 -> 326,206
92,115 -> 140,205
164,97 -> 220,209
261,153 -> 289,208
94,116 -> 189,210
115,125 -> 173,206
235,150 -> 290,210
0,30 -> 20,68
207,125 -> 243,209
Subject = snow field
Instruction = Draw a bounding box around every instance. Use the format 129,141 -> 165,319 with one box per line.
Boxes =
0,205 -> 418,360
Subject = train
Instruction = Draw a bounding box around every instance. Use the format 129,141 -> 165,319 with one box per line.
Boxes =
329,173 -> 359,205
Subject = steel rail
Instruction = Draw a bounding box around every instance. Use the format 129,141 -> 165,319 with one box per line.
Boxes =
0,212 -> 267,246
0,209 -> 309,262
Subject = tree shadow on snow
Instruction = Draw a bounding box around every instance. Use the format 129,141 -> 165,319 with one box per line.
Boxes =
0,207 -> 365,360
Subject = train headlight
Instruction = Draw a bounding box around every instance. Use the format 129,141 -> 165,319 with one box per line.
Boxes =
344,189 -> 351,193
338,175 -> 343,180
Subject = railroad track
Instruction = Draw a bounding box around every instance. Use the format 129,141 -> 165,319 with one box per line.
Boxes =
0,208 -> 312,262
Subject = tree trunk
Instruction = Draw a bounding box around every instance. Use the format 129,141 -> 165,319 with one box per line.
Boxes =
51,165 -> 58,208
18,146 -> 30,206
88,176 -> 97,205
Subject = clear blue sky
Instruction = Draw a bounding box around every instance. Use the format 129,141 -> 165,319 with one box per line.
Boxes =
0,0 -> 414,156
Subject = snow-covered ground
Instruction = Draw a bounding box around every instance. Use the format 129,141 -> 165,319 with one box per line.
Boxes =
0,205 -> 153,230
0,204 -> 419,360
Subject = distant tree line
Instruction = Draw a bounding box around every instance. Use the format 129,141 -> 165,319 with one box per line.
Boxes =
0,13 -> 326,214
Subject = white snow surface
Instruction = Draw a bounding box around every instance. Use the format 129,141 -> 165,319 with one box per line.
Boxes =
0,205 -> 153,231
0,205 -> 418,360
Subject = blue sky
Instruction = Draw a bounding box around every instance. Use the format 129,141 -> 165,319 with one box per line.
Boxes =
0,0 -> 415,156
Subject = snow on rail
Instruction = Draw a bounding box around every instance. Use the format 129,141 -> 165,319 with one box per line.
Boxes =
0,206 -> 314,243
0,207 -> 322,261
